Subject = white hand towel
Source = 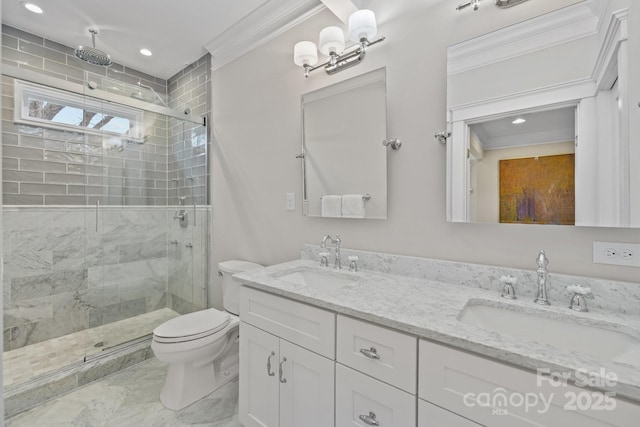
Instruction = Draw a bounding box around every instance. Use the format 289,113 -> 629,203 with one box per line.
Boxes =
342,194 -> 366,218
321,195 -> 342,217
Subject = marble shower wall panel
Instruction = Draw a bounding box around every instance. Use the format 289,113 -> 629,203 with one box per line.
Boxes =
167,206 -> 210,314
3,206 -> 173,350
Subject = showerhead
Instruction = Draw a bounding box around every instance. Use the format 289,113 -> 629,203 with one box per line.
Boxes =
75,29 -> 112,66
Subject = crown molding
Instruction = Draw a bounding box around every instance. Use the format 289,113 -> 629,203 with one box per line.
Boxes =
447,1 -> 602,75
206,0 -> 325,72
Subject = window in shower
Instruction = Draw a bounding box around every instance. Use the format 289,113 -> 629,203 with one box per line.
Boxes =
13,79 -> 145,141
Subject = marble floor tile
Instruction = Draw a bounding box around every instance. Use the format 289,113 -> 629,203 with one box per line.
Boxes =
4,308 -> 179,387
5,357 -> 242,427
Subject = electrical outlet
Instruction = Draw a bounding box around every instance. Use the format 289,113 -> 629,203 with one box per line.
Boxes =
593,241 -> 640,267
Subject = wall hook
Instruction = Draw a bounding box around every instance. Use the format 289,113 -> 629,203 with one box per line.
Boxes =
435,131 -> 451,144
382,138 -> 402,150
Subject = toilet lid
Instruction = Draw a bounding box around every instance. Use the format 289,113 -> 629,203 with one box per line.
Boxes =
153,309 -> 230,339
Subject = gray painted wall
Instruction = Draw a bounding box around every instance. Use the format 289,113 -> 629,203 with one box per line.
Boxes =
208,0 -> 640,309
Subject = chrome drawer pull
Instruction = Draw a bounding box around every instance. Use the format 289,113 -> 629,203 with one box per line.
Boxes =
359,347 -> 381,360
279,357 -> 288,383
359,411 -> 380,426
267,351 -> 275,376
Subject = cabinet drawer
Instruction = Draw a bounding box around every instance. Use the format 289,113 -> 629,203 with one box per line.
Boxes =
418,399 -> 481,427
337,315 -> 417,393
336,364 -> 416,427
419,339 -> 640,427
239,286 -> 335,359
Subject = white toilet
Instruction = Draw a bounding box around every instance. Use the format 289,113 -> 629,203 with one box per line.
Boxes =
151,260 -> 263,410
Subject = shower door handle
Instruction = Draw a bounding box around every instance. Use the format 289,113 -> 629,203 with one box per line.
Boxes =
95,201 -> 100,232
193,202 -> 196,226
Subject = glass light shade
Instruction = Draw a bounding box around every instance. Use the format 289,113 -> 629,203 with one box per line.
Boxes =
319,26 -> 345,56
294,41 -> 318,66
348,9 -> 377,42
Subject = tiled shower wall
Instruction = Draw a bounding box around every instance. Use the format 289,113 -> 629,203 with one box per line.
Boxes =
3,205 -> 210,351
2,25 -> 213,350
167,55 -> 211,205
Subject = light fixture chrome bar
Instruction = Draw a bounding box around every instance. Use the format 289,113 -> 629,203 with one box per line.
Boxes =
301,36 -> 385,78
495,0 -> 530,8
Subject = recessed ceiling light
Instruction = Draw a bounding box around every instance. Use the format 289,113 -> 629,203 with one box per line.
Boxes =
140,48 -> 152,57
512,117 -> 526,124
23,2 -> 43,14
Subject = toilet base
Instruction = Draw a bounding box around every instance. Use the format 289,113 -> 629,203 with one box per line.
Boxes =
159,345 -> 239,410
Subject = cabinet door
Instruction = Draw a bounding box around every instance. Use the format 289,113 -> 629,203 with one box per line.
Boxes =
239,323 -> 280,427
279,339 -> 335,427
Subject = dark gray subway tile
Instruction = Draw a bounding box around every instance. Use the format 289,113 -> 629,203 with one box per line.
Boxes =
67,185 -> 103,195
2,34 -> 18,49
2,25 -> 44,45
21,183 -> 66,195
45,195 -> 86,205
3,132 -> 19,146
4,170 -> 44,183
4,145 -> 44,160
43,59 -> 85,80
3,194 -> 44,205
20,159 -> 66,173
45,173 -> 86,184
3,157 -> 19,169
3,182 -> 19,193
19,40 -> 67,64
2,47 -> 44,69
43,39 -> 75,55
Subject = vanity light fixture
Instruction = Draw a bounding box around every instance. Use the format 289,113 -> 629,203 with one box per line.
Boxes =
456,0 -> 530,11
23,2 -> 43,14
512,117 -> 526,124
293,9 -> 385,78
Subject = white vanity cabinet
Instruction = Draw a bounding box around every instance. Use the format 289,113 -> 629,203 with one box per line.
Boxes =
335,315 -> 417,426
239,287 -> 336,427
418,339 -> 640,427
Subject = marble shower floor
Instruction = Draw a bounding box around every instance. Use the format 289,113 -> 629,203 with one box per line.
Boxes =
3,308 -> 180,387
5,357 -> 242,427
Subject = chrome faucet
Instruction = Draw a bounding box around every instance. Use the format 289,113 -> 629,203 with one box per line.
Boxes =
321,234 -> 341,269
534,250 -> 551,305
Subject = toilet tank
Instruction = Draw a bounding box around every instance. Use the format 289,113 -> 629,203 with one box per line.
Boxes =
218,260 -> 263,315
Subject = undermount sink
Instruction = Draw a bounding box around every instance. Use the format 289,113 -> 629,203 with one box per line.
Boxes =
273,268 -> 359,291
458,300 -> 640,366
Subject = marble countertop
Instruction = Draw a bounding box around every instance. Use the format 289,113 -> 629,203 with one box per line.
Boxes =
235,259 -> 640,401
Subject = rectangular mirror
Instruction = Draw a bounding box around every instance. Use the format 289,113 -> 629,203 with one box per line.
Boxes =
301,67 -> 387,219
445,0 -> 638,227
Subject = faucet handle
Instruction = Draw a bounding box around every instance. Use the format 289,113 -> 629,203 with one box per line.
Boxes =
568,284 -> 593,312
348,256 -> 359,272
319,251 -> 330,267
500,275 -> 517,299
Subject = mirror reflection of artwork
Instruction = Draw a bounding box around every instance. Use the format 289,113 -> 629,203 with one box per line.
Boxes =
499,154 -> 575,225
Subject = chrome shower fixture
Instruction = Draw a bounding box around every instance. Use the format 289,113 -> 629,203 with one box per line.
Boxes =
130,81 -> 170,108
74,29 -> 112,66
456,0 -> 529,11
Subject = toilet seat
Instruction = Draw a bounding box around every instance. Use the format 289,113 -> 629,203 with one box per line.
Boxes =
153,308 -> 230,343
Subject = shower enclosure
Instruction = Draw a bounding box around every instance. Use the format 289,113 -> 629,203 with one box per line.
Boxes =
2,68 -> 210,389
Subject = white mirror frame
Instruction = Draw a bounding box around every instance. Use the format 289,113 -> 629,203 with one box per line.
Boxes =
446,1 -> 633,227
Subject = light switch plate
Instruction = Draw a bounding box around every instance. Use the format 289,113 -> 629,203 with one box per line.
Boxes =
286,193 -> 295,211
593,241 -> 640,267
